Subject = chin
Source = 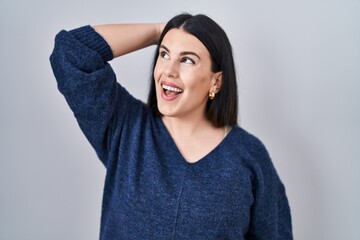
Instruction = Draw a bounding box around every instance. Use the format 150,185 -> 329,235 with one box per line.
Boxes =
157,106 -> 176,118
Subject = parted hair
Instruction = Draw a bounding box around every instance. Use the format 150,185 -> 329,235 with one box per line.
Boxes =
147,13 -> 238,127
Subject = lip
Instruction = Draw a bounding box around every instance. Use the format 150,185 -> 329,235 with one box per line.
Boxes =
160,81 -> 183,101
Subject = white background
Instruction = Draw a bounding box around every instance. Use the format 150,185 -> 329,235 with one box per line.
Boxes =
0,0 -> 359,239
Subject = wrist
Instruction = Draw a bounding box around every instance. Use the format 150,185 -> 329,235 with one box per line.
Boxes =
154,23 -> 166,44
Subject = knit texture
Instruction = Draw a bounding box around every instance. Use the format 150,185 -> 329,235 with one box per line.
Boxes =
50,25 -> 293,239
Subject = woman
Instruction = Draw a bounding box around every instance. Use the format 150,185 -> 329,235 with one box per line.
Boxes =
50,13 -> 292,239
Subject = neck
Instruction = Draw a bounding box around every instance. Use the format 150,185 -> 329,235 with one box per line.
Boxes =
162,114 -> 214,137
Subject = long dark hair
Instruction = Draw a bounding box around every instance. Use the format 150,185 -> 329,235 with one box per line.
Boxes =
147,13 -> 238,127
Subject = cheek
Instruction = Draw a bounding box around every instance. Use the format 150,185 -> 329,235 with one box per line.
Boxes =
153,66 -> 162,95
186,74 -> 212,93
153,59 -> 163,81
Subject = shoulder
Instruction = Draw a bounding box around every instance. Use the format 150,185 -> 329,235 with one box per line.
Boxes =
228,126 -> 269,160
227,126 -> 279,179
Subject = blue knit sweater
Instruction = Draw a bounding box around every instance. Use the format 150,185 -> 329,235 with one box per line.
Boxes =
50,26 -> 292,239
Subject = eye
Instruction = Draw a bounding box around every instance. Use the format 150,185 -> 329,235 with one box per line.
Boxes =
181,57 -> 195,64
160,51 -> 170,60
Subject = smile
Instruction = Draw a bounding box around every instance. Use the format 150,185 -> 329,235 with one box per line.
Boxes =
161,83 -> 184,100
162,84 -> 184,93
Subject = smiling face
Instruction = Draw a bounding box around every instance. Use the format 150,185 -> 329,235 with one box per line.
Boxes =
153,28 -> 222,121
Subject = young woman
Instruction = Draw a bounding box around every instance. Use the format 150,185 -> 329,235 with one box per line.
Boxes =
50,13 -> 292,239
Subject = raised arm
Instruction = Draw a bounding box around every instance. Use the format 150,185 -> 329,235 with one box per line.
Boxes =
50,21 -> 165,167
92,23 -> 165,58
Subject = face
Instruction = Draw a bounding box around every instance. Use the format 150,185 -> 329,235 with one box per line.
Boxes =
153,28 -> 222,120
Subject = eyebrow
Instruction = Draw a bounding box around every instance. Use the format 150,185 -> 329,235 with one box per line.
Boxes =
160,44 -> 201,60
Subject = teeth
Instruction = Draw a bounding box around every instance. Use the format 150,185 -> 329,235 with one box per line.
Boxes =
162,84 -> 183,93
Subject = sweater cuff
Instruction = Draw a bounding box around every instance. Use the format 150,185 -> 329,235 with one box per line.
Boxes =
69,25 -> 113,62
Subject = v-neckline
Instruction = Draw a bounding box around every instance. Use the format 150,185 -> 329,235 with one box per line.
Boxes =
156,117 -> 234,166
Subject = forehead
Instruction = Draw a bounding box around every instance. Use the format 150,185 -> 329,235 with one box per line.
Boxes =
161,29 -> 210,56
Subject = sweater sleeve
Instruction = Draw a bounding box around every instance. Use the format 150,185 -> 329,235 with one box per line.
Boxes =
49,26 -> 131,167
245,139 -> 293,240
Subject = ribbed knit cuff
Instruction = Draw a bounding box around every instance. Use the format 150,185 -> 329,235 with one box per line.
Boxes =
69,25 -> 113,62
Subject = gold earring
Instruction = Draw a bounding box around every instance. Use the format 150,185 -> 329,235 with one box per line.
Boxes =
209,91 -> 215,100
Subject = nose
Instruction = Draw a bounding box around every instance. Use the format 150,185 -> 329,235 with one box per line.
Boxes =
164,60 -> 179,78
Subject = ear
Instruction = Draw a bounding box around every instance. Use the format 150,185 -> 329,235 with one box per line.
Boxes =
210,71 -> 223,93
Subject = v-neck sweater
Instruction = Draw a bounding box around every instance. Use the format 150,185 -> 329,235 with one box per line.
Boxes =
50,25 -> 292,239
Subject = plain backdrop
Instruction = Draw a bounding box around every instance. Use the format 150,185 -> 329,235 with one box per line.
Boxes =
0,0 -> 359,239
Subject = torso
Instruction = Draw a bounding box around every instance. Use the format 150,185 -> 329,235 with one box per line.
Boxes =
104,116 -> 253,238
